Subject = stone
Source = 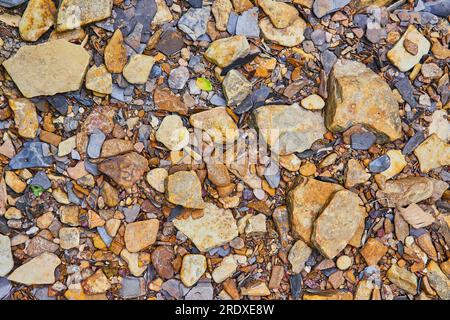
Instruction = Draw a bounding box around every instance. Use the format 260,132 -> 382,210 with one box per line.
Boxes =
5,171 -> 26,193
212,0 -> 232,31
398,204 -> 435,229
387,25 -> 430,72
287,178 -> 343,244
101,182 -> 119,207
212,255 -> 237,283
104,29 -> 127,73
19,0 -> 57,42
0,0 -> 27,7
259,0 -> 298,29
152,0 -> 173,26
181,254 -> 206,287
279,154 -> 301,172
168,66 -> 190,90
189,107 -> 239,144
325,59 -> 401,142
0,235 -> 13,277
178,7 -> 211,41
345,159 -> 370,188
81,269 -> 111,295
57,0 -> 113,32
60,205 -> 80,226
429,109 -> 450,142
252,103 -> 326,155
100,139 -> 134,158
368,155 -> 391,173
153,87 -> 188,115
245,213 -> 267,235
98,152 -> 149,188
123,54 -> 155,84
241,281 -> 270,296
5,207 -> 22,220
151,246 -> 175,279
377,177 -> 435,208
156,115 -> 190,151
146,168 -> 168,193
414,134 -> 450,173
336,255 -> 352,270
25,236 -> 59,257
235,7 -> 259,38
232,0 -> 253,12
119,276 -> 146,299
58,136 -> 77,157
421,63 -> 443,79
360,238 -> 388,266
259,17 -> 306,47
2,40 -> 90,98
8,142 -> 53,170
380,150 -> 406,180
312,190 -> 366,259
59,227 -> 80,249
85,65 -> 112,95
156,29 -> 184,56
206,163 -> 230,187
185,280 -> 214,300
222,70 -> 252,106
313,0 -> 351,18
87,130 -> 106,159
300,94 -> 325,110
166,171 -> 205,209
351,132 -> 376,150
124,219 -> 159,253
120,249 -> 146,277
426,261 -> 450,300
288,240 -> 311,274
173,203 -> 238,252
8,252 -> 61,285
204,35 -> 250,68
386,264 -> 417,295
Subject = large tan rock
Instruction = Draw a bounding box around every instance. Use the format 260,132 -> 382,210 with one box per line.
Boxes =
386,264 -> 417,295
0,234 -> 13,277
204,35 -> 250,68
325,59 -> 401,142
57,0 -> 113,32
312,190 -> 366,259
189,107 -> 239,144
212,0 -> 233,31
377,177 -> 435,208
287,177 -> 343,244
2,40 -> 90,98
98,152 -> 149,188
19,0 -> 57,42
8,98 -> 39,139
252,103 -> 326,155
258,0 -> 299,29
426,261 -> 450,300
166,171 -> 205,209
152,0 -> 173,26
414,134 -> 450,173
173,203 -> 238,252
8,252 -> 61,285
259,17 -> 306,47
125,219 -> 159,253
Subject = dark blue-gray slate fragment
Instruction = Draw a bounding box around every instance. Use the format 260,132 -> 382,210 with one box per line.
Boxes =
235,7 -> 260,38
87,130 -> 106,159
227,12 -> 238,35
0,217 -> 10,235
351,131 -> 376,150
0,277 -> 12,300
402,131 -> 425,155
30,171 -> 51,190
423,0 -> 450,17
394,76 -> 418,108
9,142 -> 53,170
321,49 -> 337,75
368,155 -> 391,173
290,274 -> 302,300
235,85 -> 271,114
0,0 -> 27,8
120,276 -> 145,299
187,0 -> 202,8
47,94 -> 69,115
313,0 -> 351,18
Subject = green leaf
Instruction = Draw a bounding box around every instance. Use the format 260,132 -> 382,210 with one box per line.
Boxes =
31,185 -> 45,197
196,77 -> 213,91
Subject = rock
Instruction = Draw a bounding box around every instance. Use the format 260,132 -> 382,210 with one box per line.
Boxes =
81,269 -> 111,295
398,204 -> 435,229
368,155 -> 391,173
2,40 -> 90,98
351,131 -> 376,150
85,65 -> 112,95
387,25 -> 430,72
58,136 -> 77,157
421,63 -> 443,79
414,134 -> 450,173
59,227 -> 80,250
9,98 -> 39,140
325,59 -> 401,142
152,0 -> 173,26
124,219 -> 159,253
0,235 -> 13,277
336,255 -> 352,270
156,115 -> 190,151
386,264 -> 417,295
120,249 -> 146,277
212,0 -> 232,31
87,130 -> 106,159
151,246 -> 175,279
178,7 -> 210,41
259,17 -> 306,47
123,54 -> 155,84
345,159 -> 370,188
57,0 -> 113,32
0,0 -> 27,7
119,276 -> 146,299
235,7 -> 259,38
244,213 -> 266,235
100,139 -> 134,158
153,87 -> 187,115
212,255 -> 237,283
8,252 -> 61,285
241,281 -> 270,296
101,182 -> 119,207
5,171 -> 26,193
300,94 -> 325,110
204,35 -> 250,68
146,168 -> 168,193
60,205 -> 80,226
19,0 -> 57,42
259,0 -> 298,29
181,254 -> 206,287
98,152 -> 149,188
104,29 -> 127,73
156,28 -> 184,56
429,110 -> 450,142
185,280 -> 214,300
222,70 -> 252,106
360,238 -> 388,266
166,171 -> 205,209
279,154 -> 301,172
402,131 -> 425,155
206,163 -> 230,187
426,261 -> 450,300
9,142 -> 53,170
303,291 -> 353,300
312,190 -> 366,259
313,0 -> 351,18
168,66 -> 190,90
189,107 -> 239,144
288,178 -> 343,244
252,103 -> 326,155
377,177 -> 434,208
380,150 -> 406,179
288,240 -> 311,274
173,203 -> 238,252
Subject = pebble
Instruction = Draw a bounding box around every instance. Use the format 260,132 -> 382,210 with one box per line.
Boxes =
166,171 -> 205,209
87,129 -> 106,159
351,132 -> 376,150
168,66 -> 190,90
368,155 -> 391,173
156,115 -> 190,151
180,254 -> 206,287
235,8 -> 259,38
146,168 -> 168,193
124,219 -> 159,253
313,0 -> 351,18
288,240 -> 312,273
178,7 -> 210,41
336,255 -> 352,270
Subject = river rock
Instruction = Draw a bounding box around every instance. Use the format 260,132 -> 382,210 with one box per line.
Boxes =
223,70 -> 252,106
288,240 -> 311,273
156,115 -> 190,151
57,0 -> 113,32
8,252 -> 61,285
211,255 -> 237,283
9,98 -> 38,139
252,103 -> 326,155
168,66 -> 190,90
85,64 -> 112,95
98,152 -> 149,188
180,254 -> 206,287
81,269 -> 111,294
104,29 -> 127,73
360,238 -> 388,266
212,0 -> 232,31
173,203 -> 238,251
123,54 -> 155,84
386,264 -> 417,295
312,190 -> 366,259
414,134 -> 450,173
153,87 -> 188,115
166,171 -> 205,209
59,227 -> 80,249
189,107 -> 239,144
259,0 -> 298,29
2,39 -> 90,98
0,235 -> 13,277
259,17 -> 306,47
300,94 -> 325,110
204,35 -> 250,67
19,0 -> 57,42
125,219 -> 159,253
325,59 -> 401,142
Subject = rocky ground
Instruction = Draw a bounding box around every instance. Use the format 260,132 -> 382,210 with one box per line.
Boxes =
0,0 -> 449,301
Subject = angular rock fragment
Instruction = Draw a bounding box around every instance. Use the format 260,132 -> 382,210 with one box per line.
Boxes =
0,235 -> 13,277
414,134 -> 450,173
19,0 -> 57,42
204,35 -> 250,68
222,70 -> 252,106
104,29 -> 127,73
8,98 -> 38,139
189,107 -> 239,144
125,219 -> 159,253
181,254 -> 206,287
57,0 -> 113,32
212,0 -> 232,31
81,269 -> 111,295
85,64 -> 112,95
166,171 -> 205,209
377,177 -> 435,208
123,54 -> 155,84
259,0 -> 299,29
426,261 -> 450,300
178,7 -> 210,41
386,264 -> 417,295
313,0 -> 351,18
8,252 -> 61,285
259,17 -> 306,47
98,152 -> 149,188
288,240 -> 311,274
156,115 -> 190,151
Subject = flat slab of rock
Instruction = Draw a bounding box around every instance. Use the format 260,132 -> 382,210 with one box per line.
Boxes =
414,134 -> 450,173
98,152 -> 149,188
2,39 -> 90,98
189,107 -> 239,144
204,35 -> 250,68
173,203 -> 238,252
100,139 -> 134,158
125,219 -> 159,253
123,54 -> 155,84
252,103 -> 326,155
8,252 -> 61,285
0,234 -> 13,277
57,0 -> 113,32
166,171 -> 205,209
288,240 -> 311,273
325,59 -> 401,142
259,16 -> 306,47
312,190 -> 366,259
